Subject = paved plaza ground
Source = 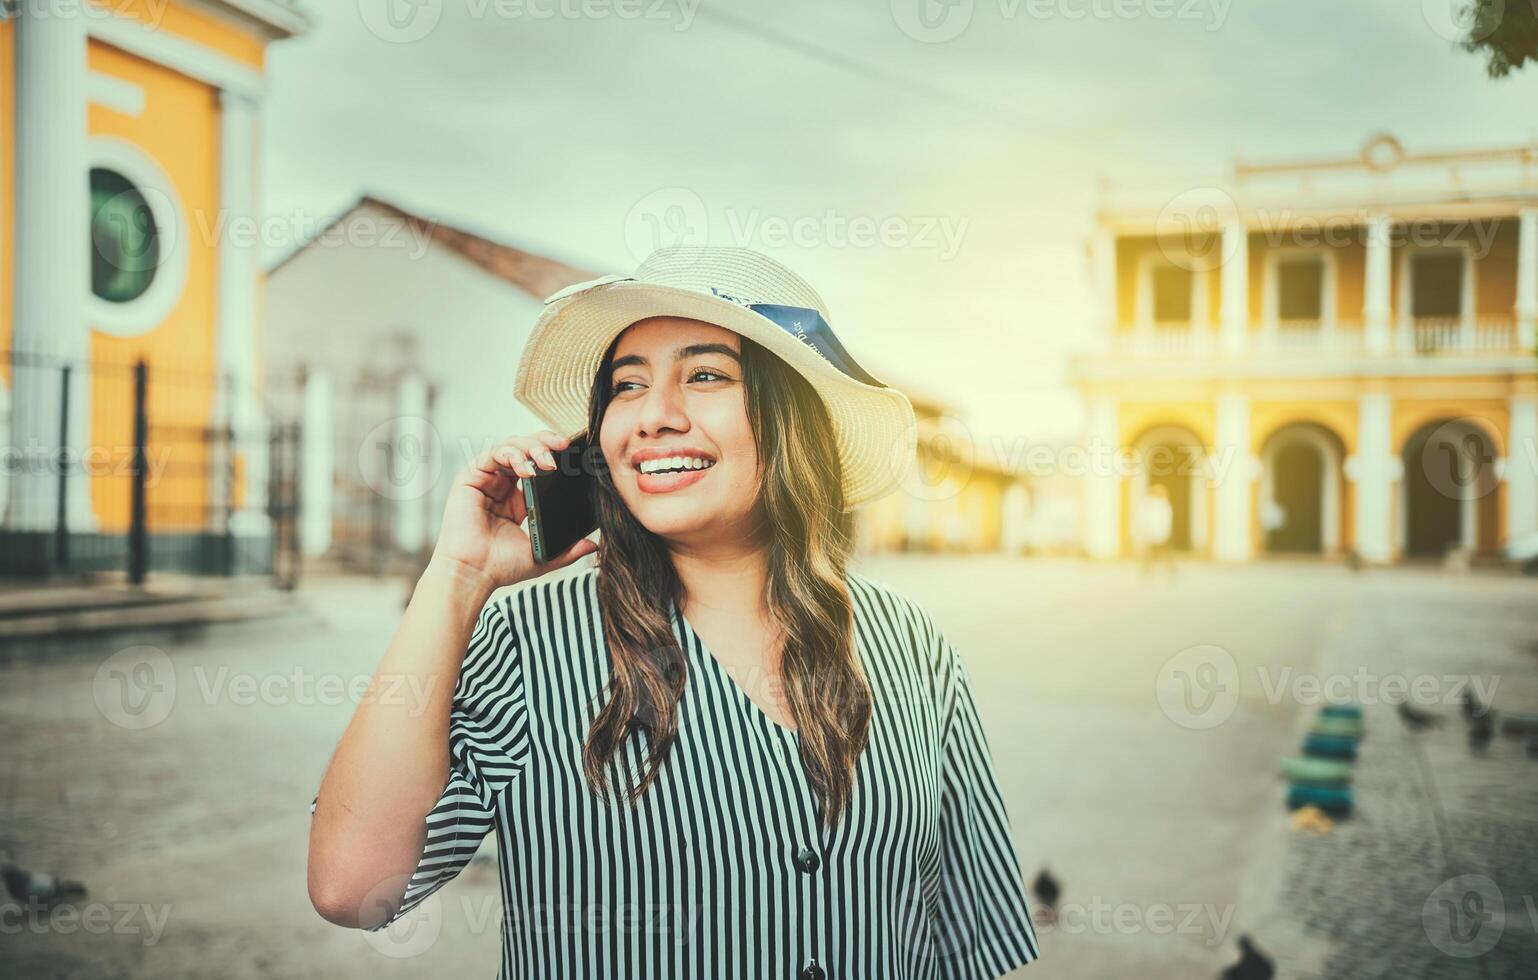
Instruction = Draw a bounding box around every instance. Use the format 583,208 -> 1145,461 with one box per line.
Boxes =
1,555 -> 1534,978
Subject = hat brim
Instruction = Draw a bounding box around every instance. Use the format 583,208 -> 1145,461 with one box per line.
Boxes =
514,281 -> 916,511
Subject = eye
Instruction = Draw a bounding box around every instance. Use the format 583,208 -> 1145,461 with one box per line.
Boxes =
689,367 -> 733,383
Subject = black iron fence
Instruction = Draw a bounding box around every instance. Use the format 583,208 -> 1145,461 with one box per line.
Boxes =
1,350 -> 301,586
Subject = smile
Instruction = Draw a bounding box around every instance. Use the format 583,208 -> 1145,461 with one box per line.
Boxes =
634,453 -> 717,494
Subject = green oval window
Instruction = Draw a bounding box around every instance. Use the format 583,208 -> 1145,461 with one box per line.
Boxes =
90,167 -> 160,303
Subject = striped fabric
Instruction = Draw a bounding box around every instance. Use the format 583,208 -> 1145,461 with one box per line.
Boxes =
320,566 -> 1039,979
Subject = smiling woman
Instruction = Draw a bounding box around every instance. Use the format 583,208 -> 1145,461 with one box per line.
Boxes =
306,245 -> 1039,979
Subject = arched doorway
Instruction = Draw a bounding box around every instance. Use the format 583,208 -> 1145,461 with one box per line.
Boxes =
1401,419 -> 1499,558
1132,425 -> 1207,554
1260,423 -> 1343,555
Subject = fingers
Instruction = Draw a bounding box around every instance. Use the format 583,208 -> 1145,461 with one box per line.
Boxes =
491,431 -> 570,478
540,535 -> 598,570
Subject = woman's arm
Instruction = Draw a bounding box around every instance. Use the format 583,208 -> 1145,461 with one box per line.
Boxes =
306,431 -> 596,927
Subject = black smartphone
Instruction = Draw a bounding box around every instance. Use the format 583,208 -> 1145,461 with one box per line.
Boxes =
522,433 -> 600,564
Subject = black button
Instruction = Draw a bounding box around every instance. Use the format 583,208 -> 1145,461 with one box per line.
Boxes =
799,958 -> 825,980
794,845 -> 820,873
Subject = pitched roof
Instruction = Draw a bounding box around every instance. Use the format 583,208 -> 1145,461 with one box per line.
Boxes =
266,194 -> 597,301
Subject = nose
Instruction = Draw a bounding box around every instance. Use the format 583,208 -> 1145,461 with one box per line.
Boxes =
635,373 -> 691,438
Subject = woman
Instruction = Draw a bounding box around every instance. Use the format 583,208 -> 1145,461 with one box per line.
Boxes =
307,245 -> 1041,979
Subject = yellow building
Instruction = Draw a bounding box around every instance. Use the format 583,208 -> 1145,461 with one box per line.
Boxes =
1071,134 -> 1538,565
0,0 -> 308,576
857,390 -> 1031,556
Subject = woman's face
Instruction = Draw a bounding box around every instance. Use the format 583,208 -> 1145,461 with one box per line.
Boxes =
598,316 -> 764,546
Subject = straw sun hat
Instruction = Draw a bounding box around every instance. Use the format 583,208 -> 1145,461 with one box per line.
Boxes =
513,244 -> 917,510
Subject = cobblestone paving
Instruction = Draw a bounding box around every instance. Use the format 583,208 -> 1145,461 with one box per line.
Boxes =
1270,573 -> 1538,979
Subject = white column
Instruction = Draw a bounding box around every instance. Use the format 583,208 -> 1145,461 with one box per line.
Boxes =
8,2 -> 96,533
1351,393 -> 1395,563
215,90 -> 271,537
1212,393 -> 1254,561
1083,395 -> 1121,559
1220,220 -> 1249,357
392,372 -> 431,553
1364,215 -> 1393,356
1090,225 -> 1117,351
299,369 -> 333,557
1516,209 -> 1537,351
1508,395 -> 1538,543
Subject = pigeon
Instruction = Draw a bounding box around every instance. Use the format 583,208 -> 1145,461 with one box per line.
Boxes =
1031,868 -> 1060,924
1220,933 -> 1275,980
1462,688 -> 1489,720
1469,710 -> 1496,753
2,865 -> 88,910
1397,701 -> 1443,732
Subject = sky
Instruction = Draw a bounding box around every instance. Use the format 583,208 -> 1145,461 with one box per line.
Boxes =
260,0 -> 1538,447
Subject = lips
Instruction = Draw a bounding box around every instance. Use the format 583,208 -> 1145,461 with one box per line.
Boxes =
632,449 -> 717,495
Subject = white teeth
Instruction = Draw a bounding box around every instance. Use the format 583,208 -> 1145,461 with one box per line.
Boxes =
639,455 -> 715,474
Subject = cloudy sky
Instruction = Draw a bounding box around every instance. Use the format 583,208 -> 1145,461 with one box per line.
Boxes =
261,0 -> 1538,446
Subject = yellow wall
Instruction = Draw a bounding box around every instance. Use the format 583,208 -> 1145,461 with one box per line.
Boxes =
95,0 -> 265,69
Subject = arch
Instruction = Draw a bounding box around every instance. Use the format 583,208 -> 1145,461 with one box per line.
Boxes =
1399,418 -> 1500,558
1260,423 -> 1345,555
1130,424 -> 1208,554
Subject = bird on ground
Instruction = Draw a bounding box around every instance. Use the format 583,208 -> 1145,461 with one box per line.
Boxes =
1469,710 -> 1496,753
1397,701 -> 1444,732
1,864 -> 88,910
1462,688 -> 1489,720
1031,868 -> 1060,924
1220,933 -> 1276,980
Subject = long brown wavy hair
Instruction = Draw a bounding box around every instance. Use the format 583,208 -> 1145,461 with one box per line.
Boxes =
579,323 -> 871,832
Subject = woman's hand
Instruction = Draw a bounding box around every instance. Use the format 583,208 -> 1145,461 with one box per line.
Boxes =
431,430 -> 598,592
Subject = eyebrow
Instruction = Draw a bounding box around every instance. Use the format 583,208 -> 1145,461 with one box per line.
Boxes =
610,343 -> 741,373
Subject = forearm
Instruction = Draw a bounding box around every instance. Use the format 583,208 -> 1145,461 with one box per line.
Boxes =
307,556 -> 496,925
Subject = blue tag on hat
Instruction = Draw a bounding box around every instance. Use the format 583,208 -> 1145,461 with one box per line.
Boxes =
747,303 -> 887,388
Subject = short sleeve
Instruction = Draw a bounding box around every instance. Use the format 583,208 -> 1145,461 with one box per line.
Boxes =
309,595 -> 531,930
931,628 -> 1041,978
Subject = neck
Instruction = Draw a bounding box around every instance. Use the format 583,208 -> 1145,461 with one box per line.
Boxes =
669,539 -> 772,619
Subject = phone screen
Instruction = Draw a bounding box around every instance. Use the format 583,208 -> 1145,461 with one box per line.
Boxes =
523,433 -> 600,564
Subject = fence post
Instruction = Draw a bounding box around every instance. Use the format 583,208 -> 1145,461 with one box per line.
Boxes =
55,363 -> 71,570
129,359 -> 148,585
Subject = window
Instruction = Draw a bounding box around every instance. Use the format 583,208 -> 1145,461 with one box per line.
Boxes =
1410,252 -> 1463,318
90,167 -> 160,304
1151,265 -> 1193,322
1276,258 -> 1324,320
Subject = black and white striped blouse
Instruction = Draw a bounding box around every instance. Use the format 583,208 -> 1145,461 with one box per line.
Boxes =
331,565 -> 1039,979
